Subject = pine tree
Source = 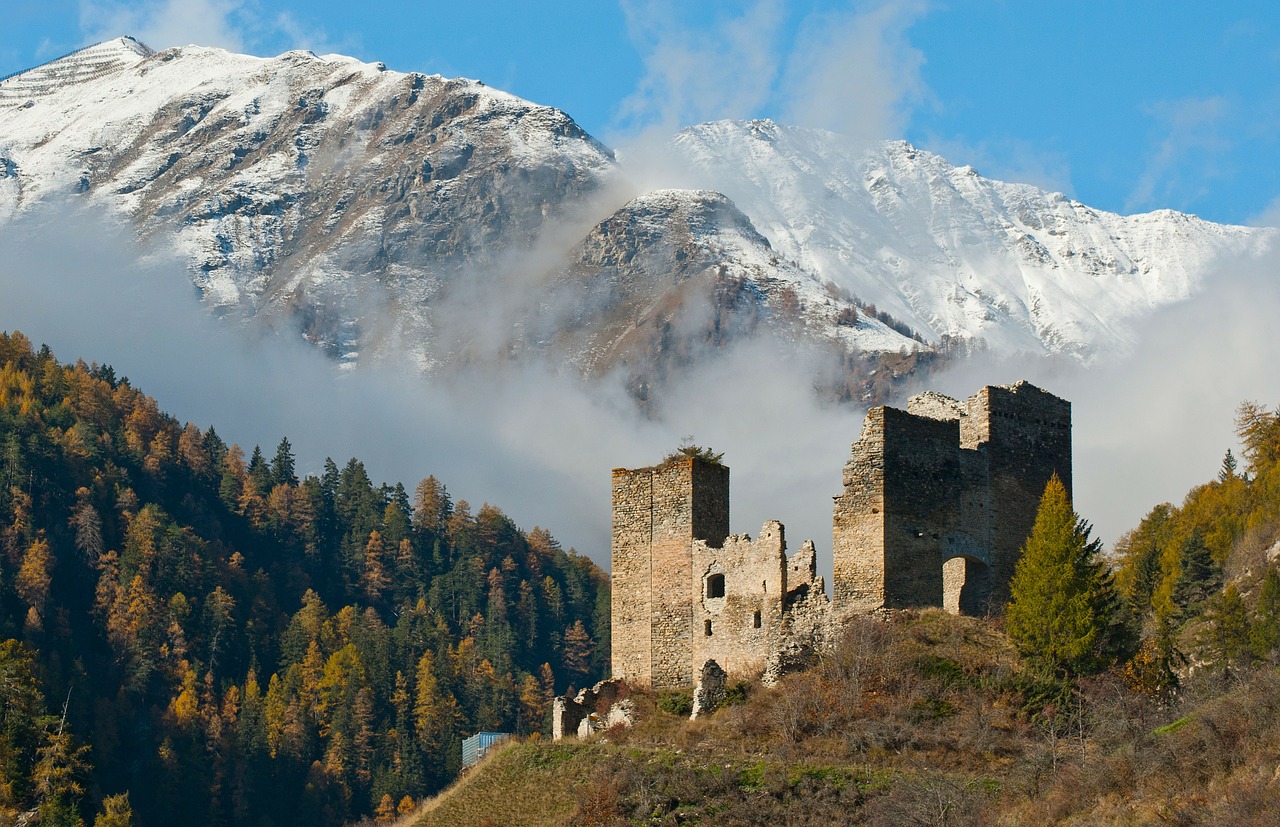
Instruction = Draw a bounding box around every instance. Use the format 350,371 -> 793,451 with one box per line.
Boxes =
1006,475 -> 1121,675
1172,531 -> 1221,616
1217,449 -> 1239,482
1250,566 -> 1280,659
272,437 -> 298,488
247,446 -> 272,498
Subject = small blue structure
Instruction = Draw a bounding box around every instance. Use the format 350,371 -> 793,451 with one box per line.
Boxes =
461,731 -> 509,769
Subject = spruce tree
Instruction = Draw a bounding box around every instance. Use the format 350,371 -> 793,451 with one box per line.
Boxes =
1172,531 -> 1221,616
1218,449 -> 1238,482
1006,474 -> 1121,675
1250,566 -> 1280,660
272,437 -> 298,487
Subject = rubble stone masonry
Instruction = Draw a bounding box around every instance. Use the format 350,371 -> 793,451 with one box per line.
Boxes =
610,381 -> 1070,690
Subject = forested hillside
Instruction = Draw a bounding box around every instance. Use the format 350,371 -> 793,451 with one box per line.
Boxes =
1114,400 -> 1280,689
0,331 -> 609,826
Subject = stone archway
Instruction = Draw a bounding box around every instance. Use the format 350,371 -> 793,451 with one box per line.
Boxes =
941,532 -> 991,616
942,555 -> 991,615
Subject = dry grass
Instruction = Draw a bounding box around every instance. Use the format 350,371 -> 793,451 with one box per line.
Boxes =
397,611 -> 1280,825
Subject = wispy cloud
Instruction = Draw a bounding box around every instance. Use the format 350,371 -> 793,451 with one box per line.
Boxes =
926,238 -> 1280,548
779,0 -> 928,147
1126,95 -> 1233,214
79,0 -> 251,52
1248,194 -> 1280,229
615,0 -> 785,134
76,0 -> 339,56
614,0 -> 931,146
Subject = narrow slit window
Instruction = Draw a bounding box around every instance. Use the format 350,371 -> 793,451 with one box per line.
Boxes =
753,611 -> 761,629
705,620 -> 713,636
706,573 -> 725,599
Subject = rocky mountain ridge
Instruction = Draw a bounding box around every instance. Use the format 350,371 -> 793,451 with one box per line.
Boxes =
1,37 -> 1272,385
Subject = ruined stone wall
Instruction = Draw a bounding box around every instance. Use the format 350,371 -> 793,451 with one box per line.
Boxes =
610,457 -> 728,690
691,521 -> 788,677
609,380 -> 1068,690
881,408 -> 962,609
832,409 -> 887,613
611,468 -> 654,686
834,407 -> 963,612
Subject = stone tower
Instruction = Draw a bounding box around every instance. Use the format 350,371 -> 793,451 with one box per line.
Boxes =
611,456 -> 729,689
832,381 -> 1071,614
961,382 -> 1072,604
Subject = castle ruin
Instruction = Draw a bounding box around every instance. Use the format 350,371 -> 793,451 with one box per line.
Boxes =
611,380 -> 1071,689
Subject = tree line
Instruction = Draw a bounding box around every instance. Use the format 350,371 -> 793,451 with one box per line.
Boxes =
1005,399 -> 1280,693
0,331 -> 609,826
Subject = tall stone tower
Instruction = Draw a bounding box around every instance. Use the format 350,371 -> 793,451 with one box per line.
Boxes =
831,407 -> 964,613
611,456 -> 729,689
960,382 -> 1072,604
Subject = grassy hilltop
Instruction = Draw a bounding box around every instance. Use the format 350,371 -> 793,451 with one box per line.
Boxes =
402,400 -> 1280,826
403,610 -> 1280,826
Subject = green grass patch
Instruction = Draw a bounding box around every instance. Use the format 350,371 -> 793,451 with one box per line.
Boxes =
1154,713 -> 1196,735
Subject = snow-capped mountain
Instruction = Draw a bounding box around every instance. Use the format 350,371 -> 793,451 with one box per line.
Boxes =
1,39 -> 1271,386
672,119 -> 1271,360
0,37 -> 617,364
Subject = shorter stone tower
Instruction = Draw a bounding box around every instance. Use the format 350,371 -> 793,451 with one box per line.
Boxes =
831,380 -> 1071,615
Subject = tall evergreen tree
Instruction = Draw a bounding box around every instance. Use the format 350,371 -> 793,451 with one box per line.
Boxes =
1172,531 -> 1221,616
1217,449 -> 1238,482
272,438 -> 298,488
1006,475 -> 1123,675
1250,566 -> 1280,660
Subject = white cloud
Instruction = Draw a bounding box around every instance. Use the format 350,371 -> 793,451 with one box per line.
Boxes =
1248,194 -> 1280,229
1126,96 -> 1233,214
779,0 -> 928,148
926,240 -> 1280,548
614,0 -> 785,134
79,0 -> 251,52
75,0 -> 339,57
614,0 -> 932,153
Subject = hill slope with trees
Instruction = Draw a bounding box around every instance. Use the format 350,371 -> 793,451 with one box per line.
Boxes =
0,330 -> 609,826
402,403 -> 1280,826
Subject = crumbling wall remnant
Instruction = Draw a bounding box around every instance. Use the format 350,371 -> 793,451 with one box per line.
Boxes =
690,659 -> 727,719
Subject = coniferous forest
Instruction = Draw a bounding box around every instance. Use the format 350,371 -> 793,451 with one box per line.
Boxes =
0,331 -> 609,826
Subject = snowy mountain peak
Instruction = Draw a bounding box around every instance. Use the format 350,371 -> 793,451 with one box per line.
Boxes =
0,37 -> 153,108
672,119 -> 1273,360
0,39 -> 1272,389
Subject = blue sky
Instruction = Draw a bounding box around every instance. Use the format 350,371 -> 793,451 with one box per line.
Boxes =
3,1 -> 1278,227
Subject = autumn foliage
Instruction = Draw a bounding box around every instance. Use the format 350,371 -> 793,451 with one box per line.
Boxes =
0,332 -> 608,826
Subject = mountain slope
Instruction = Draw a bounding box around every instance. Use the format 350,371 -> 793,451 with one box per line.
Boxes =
0,37 -> 617,364
672,119 -> 1273,360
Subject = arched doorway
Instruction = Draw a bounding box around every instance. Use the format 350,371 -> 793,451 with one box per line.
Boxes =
942,555 -> 990,616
